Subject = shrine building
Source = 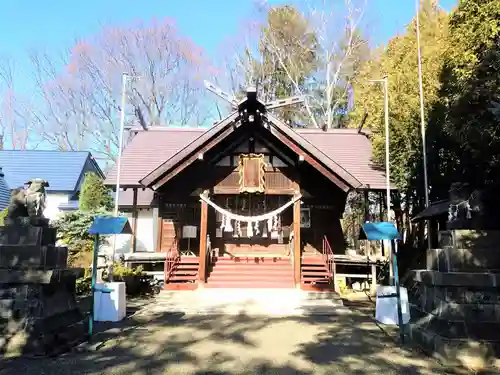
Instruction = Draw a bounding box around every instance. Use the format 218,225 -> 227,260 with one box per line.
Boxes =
104,88 -> 393,291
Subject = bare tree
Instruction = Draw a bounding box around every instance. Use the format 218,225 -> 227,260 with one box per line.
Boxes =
0,56 -> 31,149
30,18 -> 213,160
244,0 -> 368,128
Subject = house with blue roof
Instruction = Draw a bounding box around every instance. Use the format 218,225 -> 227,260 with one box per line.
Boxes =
0,167 -> 10,211
0,150 -> 104,219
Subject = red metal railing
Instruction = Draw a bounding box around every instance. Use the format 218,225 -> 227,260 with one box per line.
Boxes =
164,244 -> 180,283
322,235 -> 336,283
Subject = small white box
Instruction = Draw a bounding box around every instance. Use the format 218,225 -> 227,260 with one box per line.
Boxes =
94,282 -> 126,322
375,285 -> 410,326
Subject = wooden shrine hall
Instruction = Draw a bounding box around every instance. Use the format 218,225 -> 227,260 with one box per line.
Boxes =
105,85 -> 391,291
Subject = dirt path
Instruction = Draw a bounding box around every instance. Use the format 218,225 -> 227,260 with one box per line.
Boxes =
0,295 -> 463,375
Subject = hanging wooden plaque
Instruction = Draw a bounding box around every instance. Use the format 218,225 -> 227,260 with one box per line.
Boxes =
238,154 -> 265,193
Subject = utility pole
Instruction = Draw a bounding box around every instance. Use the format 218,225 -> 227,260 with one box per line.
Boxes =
369,76 -> 394,284
416,0 -> 431,249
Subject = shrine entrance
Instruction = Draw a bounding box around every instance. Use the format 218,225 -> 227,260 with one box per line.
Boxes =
207,194 -> 296,258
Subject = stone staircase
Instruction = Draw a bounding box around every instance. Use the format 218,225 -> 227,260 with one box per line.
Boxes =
147,288 -> 349,316
205,256 -> 294,289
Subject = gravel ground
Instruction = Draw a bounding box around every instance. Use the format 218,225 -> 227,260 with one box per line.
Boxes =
0,295 -> 469,375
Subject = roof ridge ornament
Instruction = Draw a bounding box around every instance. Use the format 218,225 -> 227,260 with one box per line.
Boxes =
203,80 -> 305,115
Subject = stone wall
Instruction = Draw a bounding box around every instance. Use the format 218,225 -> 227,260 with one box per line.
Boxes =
408,230 -> 500,370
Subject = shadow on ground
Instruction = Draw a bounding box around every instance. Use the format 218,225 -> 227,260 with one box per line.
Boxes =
0,296 -> 467,375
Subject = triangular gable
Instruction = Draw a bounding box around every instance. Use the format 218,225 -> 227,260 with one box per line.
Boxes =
140,94 -> 363,192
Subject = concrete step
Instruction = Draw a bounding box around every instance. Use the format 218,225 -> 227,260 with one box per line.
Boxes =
150,289 -> 348,316
203,282 -> 295,289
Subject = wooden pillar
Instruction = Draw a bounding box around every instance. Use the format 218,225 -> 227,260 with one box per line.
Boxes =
155,194 -> 163,252
293,193 -> 301,288
198,191 -> 209,283
152,204 -> 159,251
131,188 -> 138,252
371,263 -> 377,294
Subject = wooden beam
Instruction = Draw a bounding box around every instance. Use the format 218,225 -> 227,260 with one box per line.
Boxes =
131,188 -> 138,252
293,186 -> 301,288
152,126 -> 236,190
271,131 -> 350,192
198,191 -> 209,283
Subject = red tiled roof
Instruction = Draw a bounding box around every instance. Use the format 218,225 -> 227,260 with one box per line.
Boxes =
296,129 -> 390,190
105,128 -> 205,187
106,127 -> 391,204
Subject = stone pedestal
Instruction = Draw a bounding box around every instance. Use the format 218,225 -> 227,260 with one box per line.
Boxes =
0,222 -> 86,358
408,230 -> 500,370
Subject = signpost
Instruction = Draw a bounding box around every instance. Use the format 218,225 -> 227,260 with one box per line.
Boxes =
360,221 -> 405,343
87,216 -> 132,338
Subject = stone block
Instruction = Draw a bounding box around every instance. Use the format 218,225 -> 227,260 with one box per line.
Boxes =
0,226 -> 42,246
0,268 -> 84,284
409,270 -> 500,288
444,286 -> 467,304
0,225 -> 56,247
462,303 -> 496,322
454,230 -> 500,250
437,301 -> 464,320
0,245 -> 68,269
0,245 -> 43,268
43,246 -> 69,268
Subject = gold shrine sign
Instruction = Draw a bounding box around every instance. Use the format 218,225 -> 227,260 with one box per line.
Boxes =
237,154 -> 266,193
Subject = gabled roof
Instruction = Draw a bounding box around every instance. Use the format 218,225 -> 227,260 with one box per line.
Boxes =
105,88 -> 394,194
105,126 -> 392,192
0,150 -> 104,193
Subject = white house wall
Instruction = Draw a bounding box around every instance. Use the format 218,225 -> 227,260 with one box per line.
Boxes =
44,193 -> 70,220
101,209 -> 155,256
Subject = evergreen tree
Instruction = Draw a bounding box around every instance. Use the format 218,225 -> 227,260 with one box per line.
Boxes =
79,172 -> 113,212
427,0 -> 500,195
349,1 -> 448,198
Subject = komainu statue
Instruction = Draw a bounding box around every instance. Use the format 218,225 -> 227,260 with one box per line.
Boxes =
25,178 -> 49,217
6,179 -> 49,224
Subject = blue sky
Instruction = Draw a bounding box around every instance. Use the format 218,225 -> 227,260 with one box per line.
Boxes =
1,0 -> 458,87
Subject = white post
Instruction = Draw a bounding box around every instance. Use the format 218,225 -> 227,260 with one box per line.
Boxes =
416,0 -> 431,250
383,76 -> 394,284
369,76 -> 393,283
110,72 -> 129,280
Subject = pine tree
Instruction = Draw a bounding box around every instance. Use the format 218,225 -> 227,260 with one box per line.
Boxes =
79,172 -> 113,212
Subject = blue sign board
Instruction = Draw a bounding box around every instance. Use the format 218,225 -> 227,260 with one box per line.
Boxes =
360,222 -> 400,241
88,216 -> 132,235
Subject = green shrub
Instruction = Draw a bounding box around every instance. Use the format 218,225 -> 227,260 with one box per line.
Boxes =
110,262 -> 144,279
0,208 -> 8,226
52,208 -> 111,266
75,268 -> 92,296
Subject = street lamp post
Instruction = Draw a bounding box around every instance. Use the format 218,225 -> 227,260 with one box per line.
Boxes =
369,76 -> 394,284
